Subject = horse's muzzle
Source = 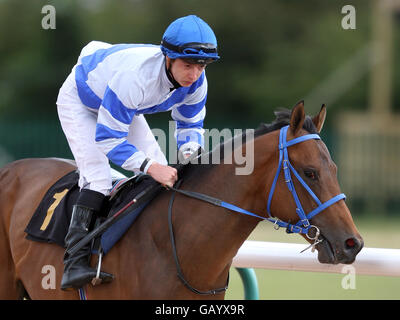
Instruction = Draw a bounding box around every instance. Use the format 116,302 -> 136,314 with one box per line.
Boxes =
316,234 -> 364,264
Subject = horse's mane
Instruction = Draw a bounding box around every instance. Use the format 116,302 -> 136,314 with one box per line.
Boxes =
253,108 -> 318,138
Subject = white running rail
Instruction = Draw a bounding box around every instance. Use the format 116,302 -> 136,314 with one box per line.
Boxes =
232,241 -> 400,277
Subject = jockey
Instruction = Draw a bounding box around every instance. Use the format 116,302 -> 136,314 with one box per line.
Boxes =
56,15 -> 219,290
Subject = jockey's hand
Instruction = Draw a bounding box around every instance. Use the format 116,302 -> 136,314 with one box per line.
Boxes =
146,162 -> 178,188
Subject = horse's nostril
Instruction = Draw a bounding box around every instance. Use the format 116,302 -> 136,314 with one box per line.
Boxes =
345,237 -> 363,251
346,238 -> 355,248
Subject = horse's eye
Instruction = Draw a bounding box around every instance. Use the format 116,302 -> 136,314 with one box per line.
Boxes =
304,169 -> 318,180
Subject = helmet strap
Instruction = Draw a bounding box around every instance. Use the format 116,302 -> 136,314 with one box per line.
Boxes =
165,57 -> 181,90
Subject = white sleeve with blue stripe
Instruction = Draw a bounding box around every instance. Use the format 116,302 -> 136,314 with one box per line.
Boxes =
95,71 -> 148,172
171,75 -> 207,153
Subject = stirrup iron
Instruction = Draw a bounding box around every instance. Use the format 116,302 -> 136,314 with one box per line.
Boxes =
91,248 -> 103,286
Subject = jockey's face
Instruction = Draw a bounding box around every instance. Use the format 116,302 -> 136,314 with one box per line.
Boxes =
168,57 -> 206,87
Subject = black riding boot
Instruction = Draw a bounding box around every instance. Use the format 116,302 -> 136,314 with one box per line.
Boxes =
61,189 -> 114,290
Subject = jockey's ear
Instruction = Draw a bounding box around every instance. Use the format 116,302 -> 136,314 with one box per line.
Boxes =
312,104 -> 327,133
289,100 -> 305,136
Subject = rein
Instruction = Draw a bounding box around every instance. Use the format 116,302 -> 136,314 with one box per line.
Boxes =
167,125 -> 346,295
168,179 -> 229,295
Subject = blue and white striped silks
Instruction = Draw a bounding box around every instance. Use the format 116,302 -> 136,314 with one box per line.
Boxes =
73,41 -> 207,171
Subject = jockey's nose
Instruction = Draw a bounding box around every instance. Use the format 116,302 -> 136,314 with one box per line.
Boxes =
189,69 -> 200,82
190,65 -> 203,81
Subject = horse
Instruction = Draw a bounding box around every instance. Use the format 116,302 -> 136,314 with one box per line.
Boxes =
0,101 -> 363,299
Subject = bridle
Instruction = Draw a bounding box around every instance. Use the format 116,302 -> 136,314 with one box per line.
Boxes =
266,125 -> 346,236
168,125 -> 346,295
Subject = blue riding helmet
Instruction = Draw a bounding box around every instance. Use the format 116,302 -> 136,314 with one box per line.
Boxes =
161,15 -> 220,64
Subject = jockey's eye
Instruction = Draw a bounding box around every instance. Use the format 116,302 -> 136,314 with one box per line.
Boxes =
304,169 -> 318,181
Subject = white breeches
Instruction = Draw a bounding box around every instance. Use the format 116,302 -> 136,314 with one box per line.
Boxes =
56,69 -> 167,195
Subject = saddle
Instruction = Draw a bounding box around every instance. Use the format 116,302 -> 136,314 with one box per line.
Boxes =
25,169 -> 161,255
25,149 -> 200,256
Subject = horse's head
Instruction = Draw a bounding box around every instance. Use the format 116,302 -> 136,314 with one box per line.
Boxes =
266,101 -> 363,264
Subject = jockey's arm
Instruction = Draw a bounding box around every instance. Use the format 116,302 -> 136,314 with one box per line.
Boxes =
171,75 -> 207,162
95,72 -> 177,187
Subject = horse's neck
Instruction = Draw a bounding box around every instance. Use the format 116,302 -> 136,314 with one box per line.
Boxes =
172,146 -> 274,289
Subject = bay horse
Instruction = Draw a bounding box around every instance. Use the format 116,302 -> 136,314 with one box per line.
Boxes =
0,101 -> 363,299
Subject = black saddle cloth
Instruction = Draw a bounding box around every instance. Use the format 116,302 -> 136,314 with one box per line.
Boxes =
25,170 -> 160,254
25,170 -> 80,247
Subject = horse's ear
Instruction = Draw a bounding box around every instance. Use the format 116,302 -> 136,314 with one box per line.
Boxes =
312,104 -> 327,133
289,100 -> 305,135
